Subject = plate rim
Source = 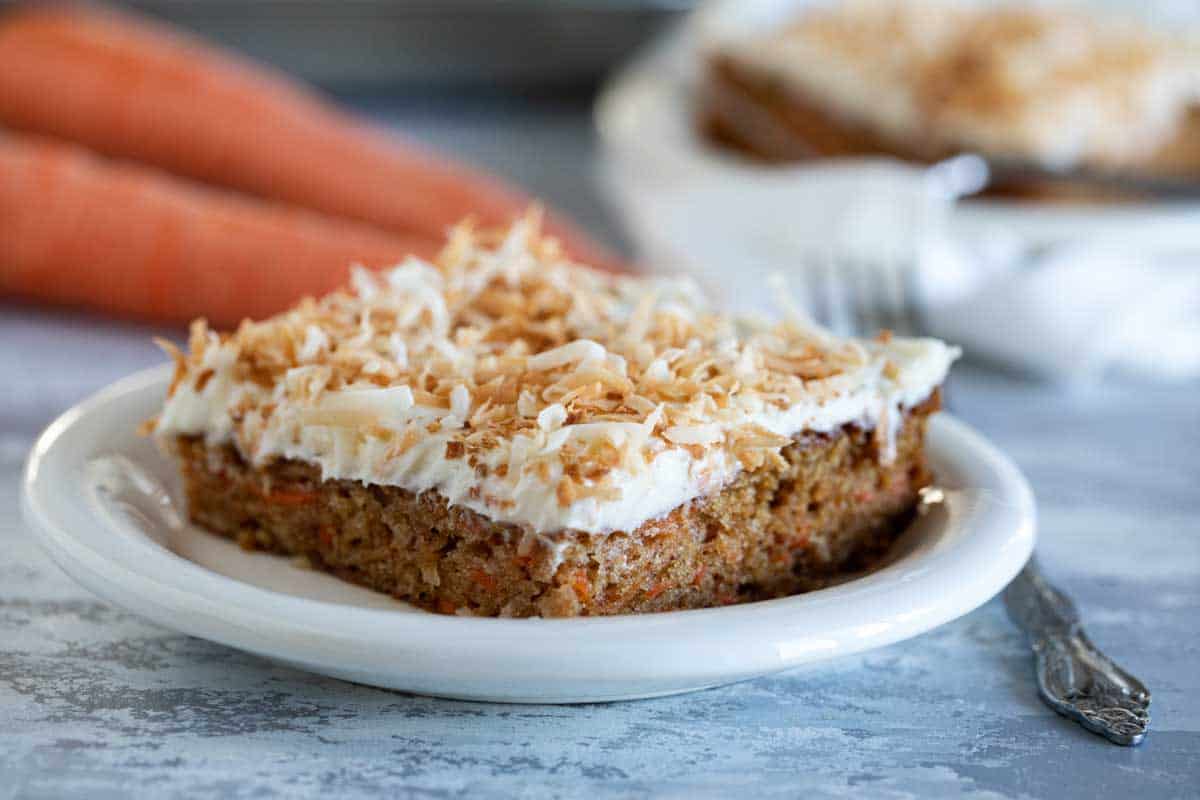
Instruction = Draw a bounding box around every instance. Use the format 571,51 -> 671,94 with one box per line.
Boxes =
22,365 -> 1037,701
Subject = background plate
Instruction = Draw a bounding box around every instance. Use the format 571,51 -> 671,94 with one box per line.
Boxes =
22,366 -> 1035,703
596,0 -> 1200,251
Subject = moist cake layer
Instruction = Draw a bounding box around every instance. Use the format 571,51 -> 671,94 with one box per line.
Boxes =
173,396 -> 937,617
155,217 -> 957,537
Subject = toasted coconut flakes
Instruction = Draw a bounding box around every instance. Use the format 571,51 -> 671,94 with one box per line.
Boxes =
663,424 -> 723,446
299,408 -> 380,428
350,266 -> 379,299
388,333 -> 409,368
527,339 -> 607,371
537,404 -> 567,432
298,325 -> 329,362
192,368 -> 215,393
161,214 -> 919,517
450,385 -> 472,419
555,478 -> 577,507
517,390 -> 539,418
154,337 -> 188,397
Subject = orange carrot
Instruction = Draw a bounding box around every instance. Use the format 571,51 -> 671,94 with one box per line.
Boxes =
318,526 -> 335,549
470,569 -> 499,593
0,134 -> 437,326
645,581 -> 669,600
262,488 -> 319,506
570,569 -> 591,603
0,4 -> 623,270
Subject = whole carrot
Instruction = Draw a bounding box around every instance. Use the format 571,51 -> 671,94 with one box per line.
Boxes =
0,134 -> 438,327
0,4 -> 622,270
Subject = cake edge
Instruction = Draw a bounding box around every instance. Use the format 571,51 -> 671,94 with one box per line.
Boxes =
699,54 -> 1200,203
171,392 -> 941,618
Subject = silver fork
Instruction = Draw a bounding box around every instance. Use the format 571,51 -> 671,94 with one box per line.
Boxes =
1004,559 -> 1151,746
803,248 -> 924,338
803,250 -> 1151,746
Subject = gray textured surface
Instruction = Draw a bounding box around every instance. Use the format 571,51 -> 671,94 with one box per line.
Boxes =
2,96 -> 1199,799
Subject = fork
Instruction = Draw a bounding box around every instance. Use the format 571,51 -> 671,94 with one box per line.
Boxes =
801,249 -> 1151,746
1004,559 -> 1151,746
802,248 -> 924,338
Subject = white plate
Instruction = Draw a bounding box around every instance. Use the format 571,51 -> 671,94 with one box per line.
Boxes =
596,0 -> 1200,251
22,366 -> 1035,703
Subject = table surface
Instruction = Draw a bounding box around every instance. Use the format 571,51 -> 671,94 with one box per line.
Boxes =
2,93 -> 1198,800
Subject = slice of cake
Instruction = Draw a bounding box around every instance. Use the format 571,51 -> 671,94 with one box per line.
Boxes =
153,217 -> 958,617
702,1 -> 1200,197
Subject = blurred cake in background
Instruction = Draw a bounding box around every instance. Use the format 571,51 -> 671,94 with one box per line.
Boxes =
700,0 -> 1200,198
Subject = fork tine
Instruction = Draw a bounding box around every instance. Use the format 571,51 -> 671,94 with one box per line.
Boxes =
871,253 -> 920,339
875,257 -> 904,337
867,251 -> 920,338
896,254 -> 925,337
803,253 -> 831,329
808,249 -> 924,339
825,251 -> 855,336
807,250 -> 846,334
856,254 -> 895,339
847,255 -> 873,337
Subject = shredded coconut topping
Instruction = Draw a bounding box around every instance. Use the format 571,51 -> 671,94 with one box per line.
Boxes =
155,215 -> 957,534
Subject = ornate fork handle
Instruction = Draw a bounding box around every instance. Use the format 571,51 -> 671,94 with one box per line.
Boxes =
1004,559 -> 1151,746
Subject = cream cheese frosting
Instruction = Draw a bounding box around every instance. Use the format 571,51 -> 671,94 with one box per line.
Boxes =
155,218 -> 958,535
718,0 -> 1200,171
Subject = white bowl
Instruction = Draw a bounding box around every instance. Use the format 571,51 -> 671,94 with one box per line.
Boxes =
22,367 -> 1035,703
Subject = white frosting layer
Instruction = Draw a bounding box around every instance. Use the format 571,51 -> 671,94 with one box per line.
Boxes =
155,218 -> 958,536
157,331 -> 956,535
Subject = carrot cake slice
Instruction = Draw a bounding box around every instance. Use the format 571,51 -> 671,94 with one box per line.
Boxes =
701,1 -> 1200,197
153,217 -> 958,617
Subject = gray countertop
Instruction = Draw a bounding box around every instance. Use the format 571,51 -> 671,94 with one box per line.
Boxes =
2,94 -> 1198,799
